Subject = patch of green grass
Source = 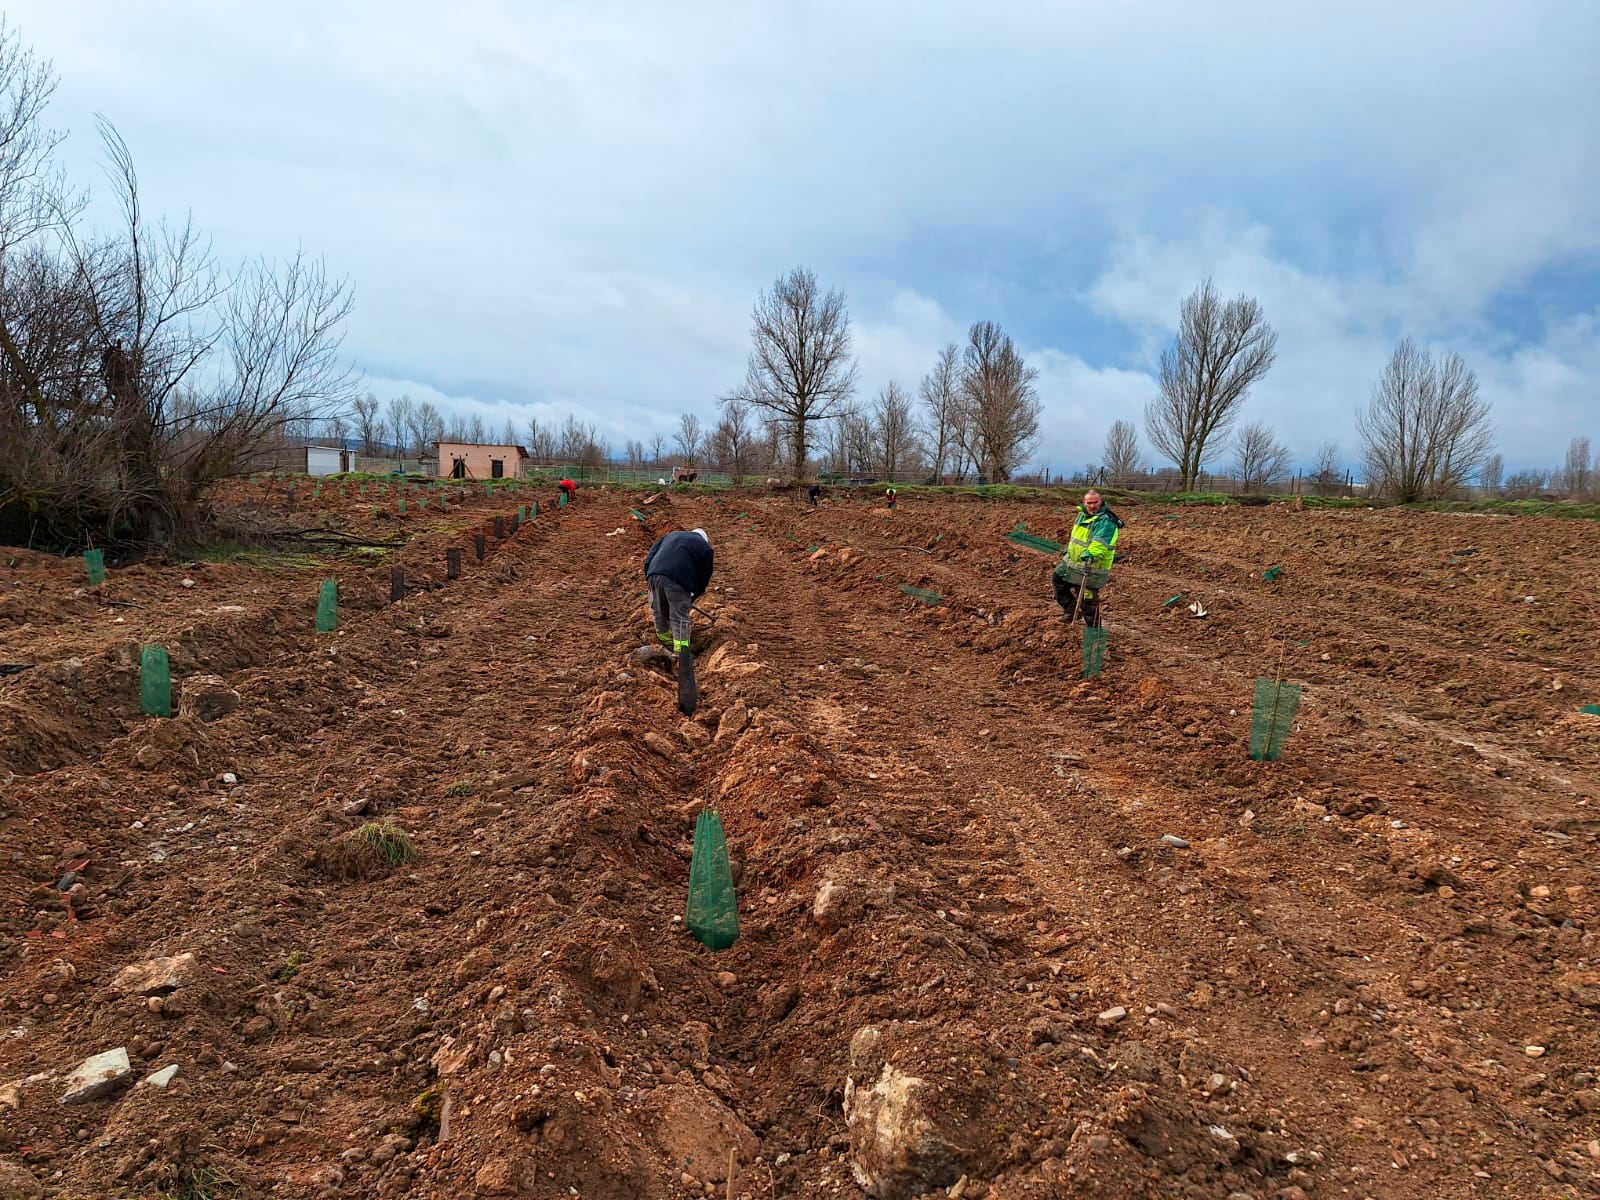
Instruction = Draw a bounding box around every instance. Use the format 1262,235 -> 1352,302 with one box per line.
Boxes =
190,542 -> 328,571
273,950 -> 309,981
155,1162 -> 240,1200
445,778 -> 479,798
317,820 -> 419,881
1406,498 -> 1600,520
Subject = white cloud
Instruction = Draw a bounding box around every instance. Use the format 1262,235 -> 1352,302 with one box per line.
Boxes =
9,0 -> 1597,476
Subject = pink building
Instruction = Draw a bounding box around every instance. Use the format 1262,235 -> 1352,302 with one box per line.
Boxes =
436,442 -> 530,480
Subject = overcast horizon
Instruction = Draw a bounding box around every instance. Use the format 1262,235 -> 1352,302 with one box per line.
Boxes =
13,0 -> 1600,475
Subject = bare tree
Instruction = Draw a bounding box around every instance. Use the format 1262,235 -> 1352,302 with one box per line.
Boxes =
712,398 -> 756,484
386,395 -> 414,457
578,431 -> 607,471
918,343 -> 961,482
624,438 -> 645,471
1479,452 -> 1503,497
1311,441 -> 1341,496
674,411 -> 702,465
1145,279 -> 1278,492
498,418 -> 516,447
2,101 -> 355,544
873,381 -> 916,481
1358,337 -> 1493,502
1560,436 -> 1593,498
414,401 -> 444,454
557,414 -> 589,462
1101,419 -> 1143,485
647,431 -> 667,466
465,412 -> 485,444
350,393 -> 382,455
731,266 -> 857,477
1230,421 -> 1292,492
956,321 -> 1039,482
0,20 -> 71,259
1503,468 -> 1550,500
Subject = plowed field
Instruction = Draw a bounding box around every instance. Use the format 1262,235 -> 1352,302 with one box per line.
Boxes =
3,487 -> 1597,1200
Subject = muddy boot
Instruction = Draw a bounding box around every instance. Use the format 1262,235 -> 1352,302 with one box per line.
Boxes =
677,648 -> 698,716
1052,573 -> 1077,619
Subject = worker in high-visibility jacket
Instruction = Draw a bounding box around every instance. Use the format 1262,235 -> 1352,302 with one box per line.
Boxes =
1052,490 -> 1123,628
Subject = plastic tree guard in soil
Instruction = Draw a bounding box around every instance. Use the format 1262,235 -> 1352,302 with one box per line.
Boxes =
1082,626 -> 1108,677
1006,531 -> 1064,555
140,646 -> 172,718
899,585 -> 943,606
83,549 -> 106,587
1250,677 -> 1302,762
315,580 -> 338,633
686,807 -> 739,951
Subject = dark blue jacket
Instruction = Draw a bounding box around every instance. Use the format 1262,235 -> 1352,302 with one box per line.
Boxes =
644,531 -> 713,598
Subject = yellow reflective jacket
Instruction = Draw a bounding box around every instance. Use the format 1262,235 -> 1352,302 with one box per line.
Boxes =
1065,504 -> 1123,571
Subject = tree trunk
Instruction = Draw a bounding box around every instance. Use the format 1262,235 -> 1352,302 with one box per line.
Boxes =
791,420 -> 807,480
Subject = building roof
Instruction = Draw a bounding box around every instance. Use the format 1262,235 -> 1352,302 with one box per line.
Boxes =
434,442 -> 530,457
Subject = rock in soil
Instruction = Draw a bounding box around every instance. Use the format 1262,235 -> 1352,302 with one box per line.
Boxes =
59,1047 -> 132,1105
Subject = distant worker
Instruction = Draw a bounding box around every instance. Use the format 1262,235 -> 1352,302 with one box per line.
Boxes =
1053,490 -> 1123,628
644,528 -> 713,654
885,485 -> 897,510
557,479 -> 577,503
808,483 -> 821,506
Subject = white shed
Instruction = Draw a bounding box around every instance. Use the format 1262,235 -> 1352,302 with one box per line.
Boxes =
305,446 -> 350,476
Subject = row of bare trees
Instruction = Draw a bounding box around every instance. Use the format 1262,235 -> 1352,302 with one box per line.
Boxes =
719,267 -> 1042,482
1112,278 -> 1510,501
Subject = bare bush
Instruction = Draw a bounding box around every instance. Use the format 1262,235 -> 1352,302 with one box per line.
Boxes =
1230,421 -> 1292,492
1145,279 -> 1278,492
1358,338 -> 1493,502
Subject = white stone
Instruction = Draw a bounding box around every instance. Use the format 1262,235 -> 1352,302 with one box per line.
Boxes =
141,1064 -> 179,1089
59,1048 -> 131,1105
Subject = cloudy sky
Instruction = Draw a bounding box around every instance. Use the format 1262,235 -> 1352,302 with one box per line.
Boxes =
15,0 -> 1599,473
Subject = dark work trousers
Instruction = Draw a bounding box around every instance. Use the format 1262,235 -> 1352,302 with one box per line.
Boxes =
1052,574 -> 1103,628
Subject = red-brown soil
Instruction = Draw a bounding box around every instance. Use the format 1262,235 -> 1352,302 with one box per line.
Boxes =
2,488 -> 1597,1199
